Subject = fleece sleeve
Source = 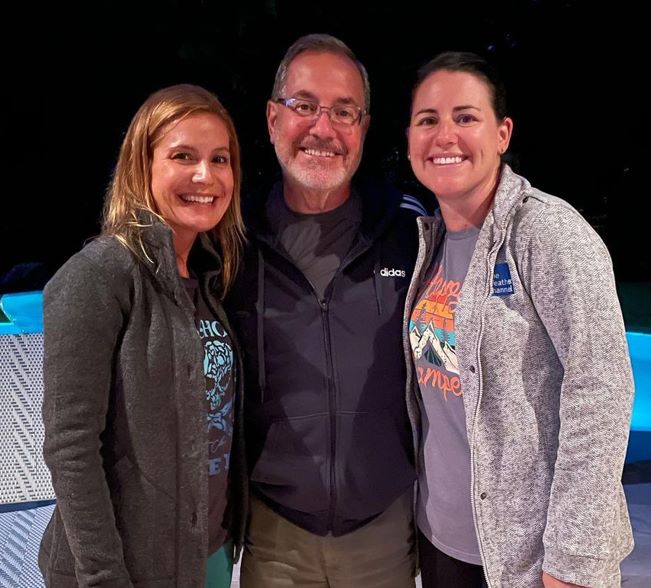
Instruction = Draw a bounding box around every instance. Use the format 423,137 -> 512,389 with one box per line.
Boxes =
42,252 -> 134,587
522,204 -> 634,587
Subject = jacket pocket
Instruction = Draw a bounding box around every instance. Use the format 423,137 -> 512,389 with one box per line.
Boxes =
106,455 -> 176,581
39,507 -> 77,576
336,408 -> 416,516
249,415 -> 330,513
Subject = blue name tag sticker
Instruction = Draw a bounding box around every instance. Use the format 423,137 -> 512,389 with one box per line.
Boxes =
493,262 -> 514,296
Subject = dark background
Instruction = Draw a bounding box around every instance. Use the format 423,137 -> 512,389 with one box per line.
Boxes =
2,0 -> 648,293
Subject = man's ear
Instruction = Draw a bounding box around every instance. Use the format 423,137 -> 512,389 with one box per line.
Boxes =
361,113 -> 371,138
267,100 -> 279,144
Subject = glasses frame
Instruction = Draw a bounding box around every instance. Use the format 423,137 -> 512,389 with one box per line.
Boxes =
274,97 -> 365,126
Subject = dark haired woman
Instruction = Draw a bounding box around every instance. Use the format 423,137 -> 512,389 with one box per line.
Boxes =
405,52 -> 633,588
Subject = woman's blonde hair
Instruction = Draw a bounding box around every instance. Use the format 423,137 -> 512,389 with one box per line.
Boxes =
103,83 -> 244,294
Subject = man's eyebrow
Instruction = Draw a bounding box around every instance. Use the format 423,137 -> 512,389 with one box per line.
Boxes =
291,90 -> 318,101
292,90 -> 360,106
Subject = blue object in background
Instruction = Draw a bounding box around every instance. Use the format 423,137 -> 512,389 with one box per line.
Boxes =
0,291 -> 43,335
0,290 -> 650,461
626,331 -> 651,463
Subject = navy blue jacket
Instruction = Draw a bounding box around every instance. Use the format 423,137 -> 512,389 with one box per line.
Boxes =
228,179 -> 424,536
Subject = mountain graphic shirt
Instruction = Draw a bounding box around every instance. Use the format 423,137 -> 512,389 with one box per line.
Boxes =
409,224 -> 481,565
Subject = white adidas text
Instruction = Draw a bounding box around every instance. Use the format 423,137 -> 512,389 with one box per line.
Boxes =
380,267 -> 406,278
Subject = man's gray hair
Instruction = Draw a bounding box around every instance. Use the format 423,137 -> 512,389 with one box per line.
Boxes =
271,33 -> 371,113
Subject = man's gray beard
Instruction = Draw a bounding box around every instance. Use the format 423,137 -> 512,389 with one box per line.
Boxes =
282,162 -> 349,192
276,145 -> 361,193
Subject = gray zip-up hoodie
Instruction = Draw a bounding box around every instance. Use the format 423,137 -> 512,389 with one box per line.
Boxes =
404,165 -> 634,588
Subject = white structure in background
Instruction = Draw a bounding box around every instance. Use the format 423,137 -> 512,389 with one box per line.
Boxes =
0,291 -> 53,588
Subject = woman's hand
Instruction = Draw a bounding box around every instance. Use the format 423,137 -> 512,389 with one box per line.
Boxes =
542,571 -> 586,587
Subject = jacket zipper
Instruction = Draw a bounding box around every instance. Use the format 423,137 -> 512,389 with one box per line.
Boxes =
321,240 -> 373,531
402,218 -> 430,573
258,237 -> 373,533
319,295 -> 338,531
469,231 -> 504,588
405,218 -> 443,470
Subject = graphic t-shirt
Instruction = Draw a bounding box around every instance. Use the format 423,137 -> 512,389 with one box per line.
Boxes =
183,276 -> 235,554
408,224 -> 481,565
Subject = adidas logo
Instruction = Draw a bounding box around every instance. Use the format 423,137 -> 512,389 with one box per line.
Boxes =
380,267 -> 406,278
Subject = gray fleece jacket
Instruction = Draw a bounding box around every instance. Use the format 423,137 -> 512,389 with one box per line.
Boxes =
404,165 -> 634,588
38,218 -> 246,587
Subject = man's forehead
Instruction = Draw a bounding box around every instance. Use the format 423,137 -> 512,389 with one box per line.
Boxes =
284,51 -> 364,103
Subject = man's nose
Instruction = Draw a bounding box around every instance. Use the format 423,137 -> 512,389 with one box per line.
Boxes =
309,109 -> 337,139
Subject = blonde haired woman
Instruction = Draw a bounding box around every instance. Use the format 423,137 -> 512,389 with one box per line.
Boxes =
39,84 -> 246,587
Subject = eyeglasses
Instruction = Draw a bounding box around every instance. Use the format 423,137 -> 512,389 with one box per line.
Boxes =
275,97 -> 364,126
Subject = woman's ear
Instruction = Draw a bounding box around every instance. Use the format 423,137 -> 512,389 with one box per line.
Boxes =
498,117 -> 514,155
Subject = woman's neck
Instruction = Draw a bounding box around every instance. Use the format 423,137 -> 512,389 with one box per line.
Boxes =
438,192 -> 494,232
173,232 -> 196,278
437,167 -> 501,231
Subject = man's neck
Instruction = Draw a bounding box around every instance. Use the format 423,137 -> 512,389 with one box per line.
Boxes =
283,181 -> 351,214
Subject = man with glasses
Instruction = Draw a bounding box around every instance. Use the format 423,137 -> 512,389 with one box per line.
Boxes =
228,34 -> 426,587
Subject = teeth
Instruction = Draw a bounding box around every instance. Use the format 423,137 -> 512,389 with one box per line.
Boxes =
432,156 -> 464,165
181,194 -> 215,204
303,148 -> 336,157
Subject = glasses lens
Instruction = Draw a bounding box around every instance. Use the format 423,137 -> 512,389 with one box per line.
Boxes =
332,105 -> 359,126
291,99 -> 319,116
283,98 -> 360,126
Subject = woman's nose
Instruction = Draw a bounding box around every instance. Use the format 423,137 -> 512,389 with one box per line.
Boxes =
192,161 -> 211,183
435,119 -> 456,146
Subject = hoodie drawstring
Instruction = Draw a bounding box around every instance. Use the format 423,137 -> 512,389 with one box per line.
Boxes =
256,249 -> 267,402
373,245 -> 383,316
